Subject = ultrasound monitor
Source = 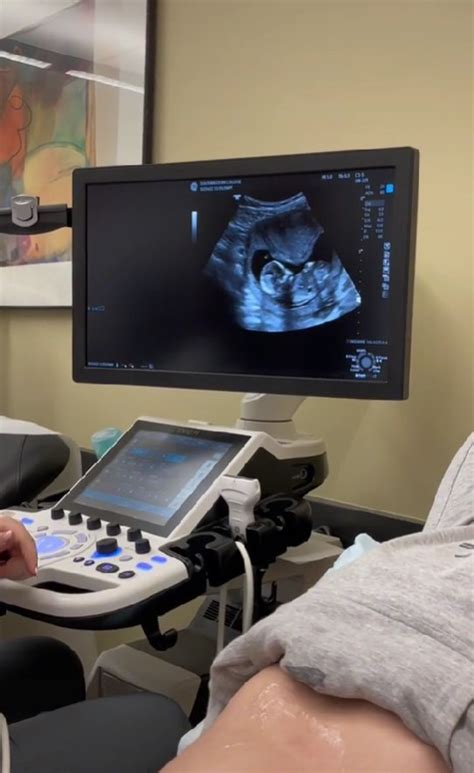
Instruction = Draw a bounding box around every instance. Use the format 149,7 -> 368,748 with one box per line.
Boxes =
72,147 -> 418,400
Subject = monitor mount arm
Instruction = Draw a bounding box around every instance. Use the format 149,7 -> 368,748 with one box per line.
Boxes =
0,195 -> 71,235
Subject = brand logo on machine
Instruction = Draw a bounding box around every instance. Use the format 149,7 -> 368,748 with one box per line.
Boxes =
175,427 -> 200,437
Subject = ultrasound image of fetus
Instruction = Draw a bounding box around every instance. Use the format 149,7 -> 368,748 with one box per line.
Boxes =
204,193 -> 361,332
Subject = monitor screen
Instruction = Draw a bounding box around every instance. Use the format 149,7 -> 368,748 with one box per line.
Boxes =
64,420 -> 251,537
73,147 -> 418,399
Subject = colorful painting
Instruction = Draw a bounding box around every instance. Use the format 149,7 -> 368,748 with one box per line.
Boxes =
0,0 -> 153,306
0,46 -> 95,268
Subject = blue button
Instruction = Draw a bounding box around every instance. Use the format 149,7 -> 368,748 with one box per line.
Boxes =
84,559 -> 95,566
96,563 -> 119,574
36,535 -> 68,556
151,555 -> 168,564
73,556 -> 85,563
136,562 -> 152,571
385,183 -> 394,193
21,517 -> 34,526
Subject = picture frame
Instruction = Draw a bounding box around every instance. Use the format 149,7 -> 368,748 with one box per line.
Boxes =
0,0 -> 157,307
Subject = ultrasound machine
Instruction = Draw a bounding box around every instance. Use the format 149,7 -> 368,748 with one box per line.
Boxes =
0,147 -> 418,706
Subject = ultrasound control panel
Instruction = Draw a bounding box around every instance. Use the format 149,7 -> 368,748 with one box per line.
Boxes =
0,500 -> 192,629
0,505 -> 189,625
0,416 -> 325,629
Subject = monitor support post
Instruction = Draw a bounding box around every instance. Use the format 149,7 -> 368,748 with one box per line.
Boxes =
237,393 -> 307,440
237,394 -> 327,480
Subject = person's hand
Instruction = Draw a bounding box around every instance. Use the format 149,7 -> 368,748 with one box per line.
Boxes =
0,515 -> 37,580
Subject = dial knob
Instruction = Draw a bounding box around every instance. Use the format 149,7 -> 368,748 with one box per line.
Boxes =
96,538 -> 118,555
51,508 -> 65,520
358,353 -> 375,370
87,517 -> 101,531
107,523 -> 121,536
68,512 -> 82,525
135,538 -> 151,554
127,528 -> 142,542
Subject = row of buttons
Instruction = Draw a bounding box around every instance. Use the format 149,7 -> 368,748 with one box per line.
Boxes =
25,513 -> 164,571
97,564 -> 135,579
73,554 -> 133,565
26,513 -> 144,545
72,554 -> 167,577
95,537 -> 151,556
50,510 -> 144,542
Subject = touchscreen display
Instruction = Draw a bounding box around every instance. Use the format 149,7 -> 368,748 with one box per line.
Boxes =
73,424 -> 249,533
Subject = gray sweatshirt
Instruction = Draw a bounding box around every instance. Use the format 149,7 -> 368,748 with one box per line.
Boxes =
204,434 -> 474,772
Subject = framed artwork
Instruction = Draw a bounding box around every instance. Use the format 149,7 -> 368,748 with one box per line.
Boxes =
0,0 -> 157,307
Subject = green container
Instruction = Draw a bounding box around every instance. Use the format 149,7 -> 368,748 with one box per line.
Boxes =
91,427 -> 122,459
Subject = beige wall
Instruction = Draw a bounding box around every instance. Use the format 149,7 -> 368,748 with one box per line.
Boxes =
3,0 -> 473,519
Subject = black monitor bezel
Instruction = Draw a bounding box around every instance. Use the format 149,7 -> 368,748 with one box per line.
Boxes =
60,419 -> 251,537
72,146 -> 418,399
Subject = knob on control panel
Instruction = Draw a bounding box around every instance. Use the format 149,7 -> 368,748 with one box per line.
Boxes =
107,523 -> 121,536
68,512 -> 82,525
96,538 -> 118,555
87,517 -> 101,531
51,508 -> 65,520
127,528 -> 142,542
135,538 -> 151,555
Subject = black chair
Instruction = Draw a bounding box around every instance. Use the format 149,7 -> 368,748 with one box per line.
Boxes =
0,432 -> 70,510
